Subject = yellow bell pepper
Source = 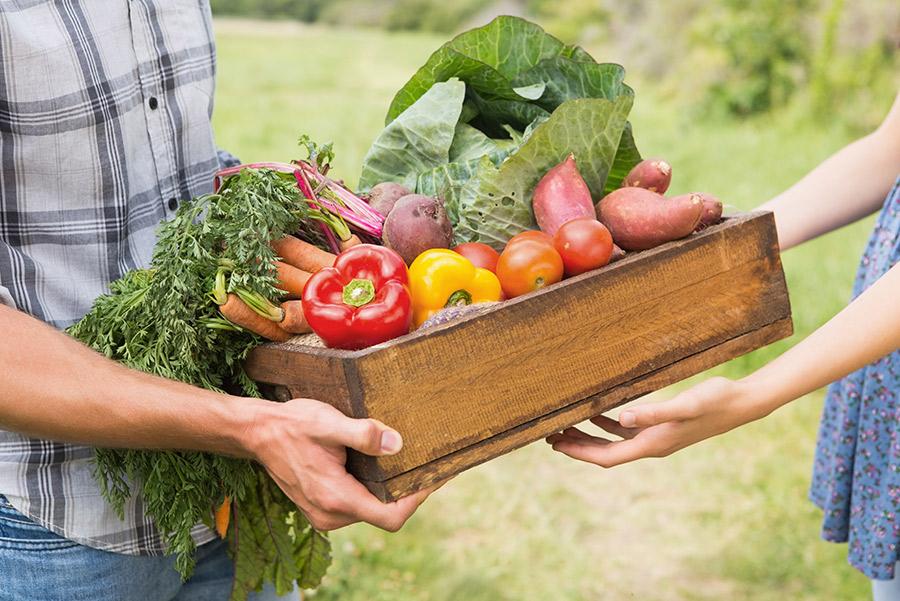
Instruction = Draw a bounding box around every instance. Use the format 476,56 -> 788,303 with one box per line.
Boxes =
408,249 -> 503,327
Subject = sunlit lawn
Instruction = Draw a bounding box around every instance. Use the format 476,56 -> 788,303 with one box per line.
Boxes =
212,18 -> 876,600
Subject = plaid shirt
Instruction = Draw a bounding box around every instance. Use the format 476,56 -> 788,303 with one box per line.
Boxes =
0,0 -> 231,554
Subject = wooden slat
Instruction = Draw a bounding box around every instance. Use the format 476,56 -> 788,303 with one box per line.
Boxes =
245,344 -> 356,416
361,316 -> 793,501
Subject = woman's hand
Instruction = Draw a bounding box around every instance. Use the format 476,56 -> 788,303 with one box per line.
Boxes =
546,377 -> 768,467
548,262 -> 900,469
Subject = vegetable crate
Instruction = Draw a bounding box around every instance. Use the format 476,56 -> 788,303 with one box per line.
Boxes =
245,211 -> 792,501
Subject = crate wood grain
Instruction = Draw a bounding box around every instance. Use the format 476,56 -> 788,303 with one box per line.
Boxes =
245,211 -> 792,501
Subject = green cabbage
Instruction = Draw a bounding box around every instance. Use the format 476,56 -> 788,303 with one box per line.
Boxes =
359,16 -> 641,249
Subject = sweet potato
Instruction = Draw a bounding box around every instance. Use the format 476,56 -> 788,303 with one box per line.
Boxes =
532,154 -> 595,236
382,194 -> 453,264
596,187 -> 703,251
622,159 -> 672,193
695,192 -> 723,229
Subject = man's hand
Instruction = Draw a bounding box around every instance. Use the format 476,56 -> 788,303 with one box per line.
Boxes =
244,398 -> 436,532
546,377 -> 765,468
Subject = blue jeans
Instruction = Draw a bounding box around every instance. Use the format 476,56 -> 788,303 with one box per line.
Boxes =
0,495 -> 296,601
874,565 -> 900,601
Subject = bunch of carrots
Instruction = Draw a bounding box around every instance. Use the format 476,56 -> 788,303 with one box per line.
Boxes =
209,139 -> 385,345
215,234 -> 360,343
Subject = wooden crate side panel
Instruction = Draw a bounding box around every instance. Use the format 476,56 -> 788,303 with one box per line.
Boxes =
362,317 -> 793,501
354,216 -> 788,476
245,345 -> 358,417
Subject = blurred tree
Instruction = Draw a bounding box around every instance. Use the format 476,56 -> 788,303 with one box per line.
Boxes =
382,0 -> 485,33
690,0 -> 815,116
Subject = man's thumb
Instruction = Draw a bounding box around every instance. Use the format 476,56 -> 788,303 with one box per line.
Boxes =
341,418 -> 403,456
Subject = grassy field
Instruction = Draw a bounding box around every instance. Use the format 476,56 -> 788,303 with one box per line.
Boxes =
212,19 -> 882,600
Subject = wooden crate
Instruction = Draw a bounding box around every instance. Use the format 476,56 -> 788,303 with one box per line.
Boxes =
245,211 -> 792,501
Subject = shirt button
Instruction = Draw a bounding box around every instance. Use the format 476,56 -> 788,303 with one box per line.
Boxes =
167,198 -> 178,211
148,97 -> 159,110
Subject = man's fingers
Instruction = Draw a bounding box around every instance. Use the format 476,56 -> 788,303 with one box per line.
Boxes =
329,416 -> 404,457
618,395 -> 699,428
336,475 -> 434,532
590,414 -> 641,439
550,435 -> 658,468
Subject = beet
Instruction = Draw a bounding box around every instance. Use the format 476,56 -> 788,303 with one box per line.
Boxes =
367,182 -> 411,217
382,194 -> 453,264
532,154 -> 595,236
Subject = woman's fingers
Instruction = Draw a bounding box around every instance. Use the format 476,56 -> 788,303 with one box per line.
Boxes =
549,435 -> 659,468
618,395 -> 701,428
590,414 -> 641,439
546,427 -> 613,446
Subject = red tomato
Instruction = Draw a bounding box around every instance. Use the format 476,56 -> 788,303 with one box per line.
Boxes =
496,239 -> 564,298
553,218 -> 613,276
452,242 -> 500,273
506,230 -> 553,248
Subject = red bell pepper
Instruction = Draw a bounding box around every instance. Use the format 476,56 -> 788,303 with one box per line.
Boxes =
302,244 -> 412,350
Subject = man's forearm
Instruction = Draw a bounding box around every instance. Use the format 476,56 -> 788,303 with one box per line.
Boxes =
0,304 -> 260,457
757,93 -> 900,250
742,262 -> 900,413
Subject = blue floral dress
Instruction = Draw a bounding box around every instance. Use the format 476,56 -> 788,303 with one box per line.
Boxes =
811,176 -> 900,580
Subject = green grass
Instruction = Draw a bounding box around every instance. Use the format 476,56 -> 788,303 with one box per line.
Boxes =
212,19 -> 874,600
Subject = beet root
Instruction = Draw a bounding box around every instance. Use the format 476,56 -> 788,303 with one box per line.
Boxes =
532,154 -> 595,236
367,182 -> 412,217
382,194 -> 453,264
622,158 -> 672,194
596,187 -> 703,251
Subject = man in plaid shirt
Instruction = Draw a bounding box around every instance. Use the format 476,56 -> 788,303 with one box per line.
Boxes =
0,2 -> 431,599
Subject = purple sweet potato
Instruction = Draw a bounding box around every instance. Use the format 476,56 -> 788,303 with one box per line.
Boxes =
382,194 -> 453,264
622,158 -> 672,194
367,182 -> 412,217
532,154 -> 595,236
596,187 -> 703,251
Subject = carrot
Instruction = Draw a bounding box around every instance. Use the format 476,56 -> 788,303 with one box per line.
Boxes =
272,235 -> 336,273
339,234 -> 362,252
275,261 -> 312,299
215,496 -> 231,538
219,293 -> 291,342
280,300 -> 312,334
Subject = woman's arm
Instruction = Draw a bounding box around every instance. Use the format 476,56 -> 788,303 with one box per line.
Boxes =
758,90 -> 900,250
547,262 -> 900,467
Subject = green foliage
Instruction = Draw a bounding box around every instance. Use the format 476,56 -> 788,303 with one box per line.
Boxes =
209,0 -> 328,22
382,0 -> 485,34
688,0 -> 815,117
68,169 -> 331,599
210,0 -> 484,33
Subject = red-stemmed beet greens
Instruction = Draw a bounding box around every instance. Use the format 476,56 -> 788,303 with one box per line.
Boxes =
214,138 -> 384,254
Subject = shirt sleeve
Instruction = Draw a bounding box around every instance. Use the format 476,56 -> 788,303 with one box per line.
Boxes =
216,148 -> 242,169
